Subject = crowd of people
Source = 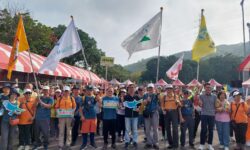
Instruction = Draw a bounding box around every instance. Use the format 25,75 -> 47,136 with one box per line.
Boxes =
0,81 -> 250,150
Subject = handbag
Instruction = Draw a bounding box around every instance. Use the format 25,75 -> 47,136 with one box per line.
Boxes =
9,117 -> 19,126
231,103 -> 241,128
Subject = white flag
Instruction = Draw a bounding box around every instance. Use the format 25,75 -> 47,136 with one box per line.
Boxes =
39,19 -> 83,73
166,54 -> 184,80
121,11 -> 162,58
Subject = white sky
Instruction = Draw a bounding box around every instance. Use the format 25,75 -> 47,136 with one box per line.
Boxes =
1,0 -> 250,66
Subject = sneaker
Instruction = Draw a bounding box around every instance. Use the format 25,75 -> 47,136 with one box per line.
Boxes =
167,145 -> 173,149
198,145 -> 205,150
70,142 -> 76,146
144,144 -> 152,149
80,144 -> 87,150
102,144 -> 108,150
44,146 -> 48,150
133,142 -> 137,150
25,145 -> 30,150
119,136 -> 124,142
111,144 -> 116,149
90,143 -> 97,148
17,145 -> 25,150
153,144 -> 159,150
58,146 -> 62,150
224,147 -> 229,150
219,145 -> 224,149
125,143 -> 129,149
208,144 -> 214,150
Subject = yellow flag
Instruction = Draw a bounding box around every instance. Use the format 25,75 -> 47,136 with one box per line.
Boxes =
192,11 -> 215,62
7,15 -> 30,80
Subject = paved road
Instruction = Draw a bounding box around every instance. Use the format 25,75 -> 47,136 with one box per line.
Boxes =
10,126 -> 242,150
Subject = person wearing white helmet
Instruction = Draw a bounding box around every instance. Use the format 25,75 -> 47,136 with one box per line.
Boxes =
143,83 -> 160,149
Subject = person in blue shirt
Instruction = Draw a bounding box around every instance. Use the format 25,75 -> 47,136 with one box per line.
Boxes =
180,89 -> 195,149
33,86 -> 53,150
101,87 -> 119,150
71,85 -> 82,146
143,83 -> 160,149
0,88 -> 20,150
0,83 -> 11,137
79,85 -> 100,150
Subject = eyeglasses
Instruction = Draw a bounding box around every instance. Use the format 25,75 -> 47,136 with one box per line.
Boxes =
184,92 -> 189,95
25,92 -> 32,95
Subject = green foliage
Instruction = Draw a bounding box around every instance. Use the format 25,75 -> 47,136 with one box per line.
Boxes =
106,64 -> 130,81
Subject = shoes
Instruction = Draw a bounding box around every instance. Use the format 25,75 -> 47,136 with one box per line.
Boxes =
224,147 -> 229,150
58,147 -> 63,150
111,144 -> 116,149
219,145 -> 224,149
102,144 -> 108,150
25,145 -> 30,150
189,143 -> 195,148
167,145 -> 173,149
17,145 -> 25,150
90,143 -> 97,148
153,144 -> 159,150
198,144 -> 205,150
70,142 -> 76,146
80,144 -> 87,150
133,142 -> 137,150
125,143 -> 129,149
208,144 -> 214,150
144,144 -> 152,149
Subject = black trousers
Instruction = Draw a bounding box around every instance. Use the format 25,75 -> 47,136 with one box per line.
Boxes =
234,123 -> 247,145
34,119 -> 50,147
164,110 -> 179,148
159,113 -> 165,138
103,119 -> 116,144
194,110 -> 201,138
18,124 -> 32,146
96,113 -> 102,135
72,116 -> 80,143
116,114 -> 125,137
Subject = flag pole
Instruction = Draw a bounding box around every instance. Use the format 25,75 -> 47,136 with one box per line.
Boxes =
27,49 -> 40,99
71,16 -> 93,85
156,7 -> 163,83
196,62 -> 200,80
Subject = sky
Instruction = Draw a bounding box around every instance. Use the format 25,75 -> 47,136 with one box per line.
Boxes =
1,0 -> 250,66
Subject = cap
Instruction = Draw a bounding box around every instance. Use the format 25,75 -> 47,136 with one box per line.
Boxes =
86,85 -> 94,91
55,89 -> 62,93
3,83 -> 11,89
233,91 -> 242,97
94,88 -> 100,92
12,84 -> 18,88
120,89 -> 127,93
63,86 -> 71,91
24,89 -> 32,94
72,85 -> 80,90
147,83 -> 155,88
11,88 -> 20,97
43,86 -> 50,90
165,84 -> 173,89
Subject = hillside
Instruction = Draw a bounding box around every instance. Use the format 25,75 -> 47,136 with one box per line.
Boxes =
124,42 -> 250,72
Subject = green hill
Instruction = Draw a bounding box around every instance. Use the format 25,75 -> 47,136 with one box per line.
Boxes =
124,42 -> 250,72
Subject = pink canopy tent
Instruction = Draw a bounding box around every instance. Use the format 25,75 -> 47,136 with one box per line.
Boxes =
172,79 -> 185,87
122,79 -> 134,85
187,79 -> 202,87
208,79 -> 222,87
155,79 -> 168,86
242,78 -> 250,87
109,79 -> 121,85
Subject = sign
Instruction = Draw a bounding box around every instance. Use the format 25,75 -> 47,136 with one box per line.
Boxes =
103,100 -> 118,109
56,109 -> 74,118
101,56 -> 114,67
